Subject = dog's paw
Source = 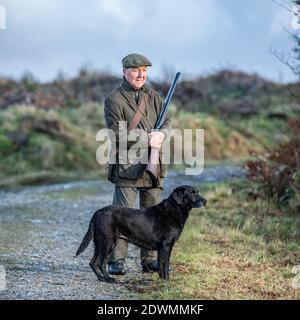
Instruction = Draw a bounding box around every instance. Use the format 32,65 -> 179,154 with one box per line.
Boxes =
158,272 -> 169,281
105,277 -> 117,283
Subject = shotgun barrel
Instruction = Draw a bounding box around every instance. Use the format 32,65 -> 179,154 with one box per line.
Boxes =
155,72 -> 181,129
145,72 -> 181,186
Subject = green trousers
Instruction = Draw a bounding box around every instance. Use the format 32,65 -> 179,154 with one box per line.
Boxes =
109,186 -> 162,265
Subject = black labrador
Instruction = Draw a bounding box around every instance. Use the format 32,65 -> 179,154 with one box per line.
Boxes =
76,185 -> 207,282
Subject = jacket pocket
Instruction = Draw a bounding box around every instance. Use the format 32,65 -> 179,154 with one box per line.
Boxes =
107,164 -> 116,183
118,163 -> 146,180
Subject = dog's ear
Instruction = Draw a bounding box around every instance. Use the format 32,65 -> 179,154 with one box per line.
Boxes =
171,187 -> 187,205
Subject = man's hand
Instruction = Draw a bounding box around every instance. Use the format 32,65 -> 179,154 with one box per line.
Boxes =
149,131 -> 165,149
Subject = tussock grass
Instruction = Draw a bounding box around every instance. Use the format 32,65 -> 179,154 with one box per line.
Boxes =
0,103 -> 293,186
131,180 -> 300,300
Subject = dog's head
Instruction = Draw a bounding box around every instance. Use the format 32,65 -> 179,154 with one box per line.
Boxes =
170,185 -> 207,209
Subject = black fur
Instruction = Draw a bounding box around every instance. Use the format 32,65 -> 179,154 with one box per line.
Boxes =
76,185 -> 207,282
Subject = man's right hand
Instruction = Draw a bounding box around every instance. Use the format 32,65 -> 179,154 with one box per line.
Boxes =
148,131 -> 165,149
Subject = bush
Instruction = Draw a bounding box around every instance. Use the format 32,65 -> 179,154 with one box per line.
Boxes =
244,118 -> 300,208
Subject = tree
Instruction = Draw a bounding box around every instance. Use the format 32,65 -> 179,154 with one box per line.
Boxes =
272,0 -> 300,79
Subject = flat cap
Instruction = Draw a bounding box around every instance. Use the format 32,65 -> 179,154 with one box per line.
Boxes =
122,53 -> 152,68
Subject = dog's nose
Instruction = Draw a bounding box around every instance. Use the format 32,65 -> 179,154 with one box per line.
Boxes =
202,198 -> 207,206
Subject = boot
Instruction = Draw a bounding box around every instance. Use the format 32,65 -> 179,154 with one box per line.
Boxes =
108,262 -> 126,275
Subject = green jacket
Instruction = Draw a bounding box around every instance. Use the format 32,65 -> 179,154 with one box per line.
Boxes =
104,78 -> 172,188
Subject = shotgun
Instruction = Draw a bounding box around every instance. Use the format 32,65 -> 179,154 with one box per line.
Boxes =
145,72 -> 181,186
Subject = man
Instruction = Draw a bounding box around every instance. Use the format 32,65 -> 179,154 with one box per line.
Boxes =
104,53 -> 172,275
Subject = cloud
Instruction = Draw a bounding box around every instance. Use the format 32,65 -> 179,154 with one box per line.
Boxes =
96,0 -> 144,27
0,0 -> 297,83
0,0 -> 234,78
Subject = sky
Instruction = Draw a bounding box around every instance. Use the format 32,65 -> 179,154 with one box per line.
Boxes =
0,0 -> 298,83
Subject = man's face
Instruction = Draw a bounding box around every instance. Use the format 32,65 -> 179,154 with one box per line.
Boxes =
123,66 -> 147,90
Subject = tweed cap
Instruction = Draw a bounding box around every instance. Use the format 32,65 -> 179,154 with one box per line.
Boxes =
122,53 -> 152,68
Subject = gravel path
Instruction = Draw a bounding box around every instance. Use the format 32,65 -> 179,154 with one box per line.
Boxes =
0,166 -> 246,300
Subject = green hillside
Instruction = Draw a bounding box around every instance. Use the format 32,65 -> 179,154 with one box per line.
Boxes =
0,70 -> 299,186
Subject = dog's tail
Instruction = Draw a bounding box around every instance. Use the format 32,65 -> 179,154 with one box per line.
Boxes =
75,217 -> 94,257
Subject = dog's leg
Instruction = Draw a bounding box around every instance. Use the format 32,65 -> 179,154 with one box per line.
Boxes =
89,247 -> 104,281
158,246 -> 168,279
98,237 -> 116,283
158,243 -> 174,280
162,246 -> 169,280
158,248 -> 163,278
163,244 -> 174,281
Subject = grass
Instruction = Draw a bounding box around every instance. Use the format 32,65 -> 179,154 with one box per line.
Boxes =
0,169 -> 105,188
0,104 -> 104,184
46,185 -> 101,200
128,180 -> 300,300
0,102 -> 295,187
226,116 -> 290,149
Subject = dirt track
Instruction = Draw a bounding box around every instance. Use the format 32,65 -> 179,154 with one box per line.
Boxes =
0,166 -> 245,300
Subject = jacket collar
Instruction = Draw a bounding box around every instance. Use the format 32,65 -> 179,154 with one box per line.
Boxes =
119,77 -> 152,130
